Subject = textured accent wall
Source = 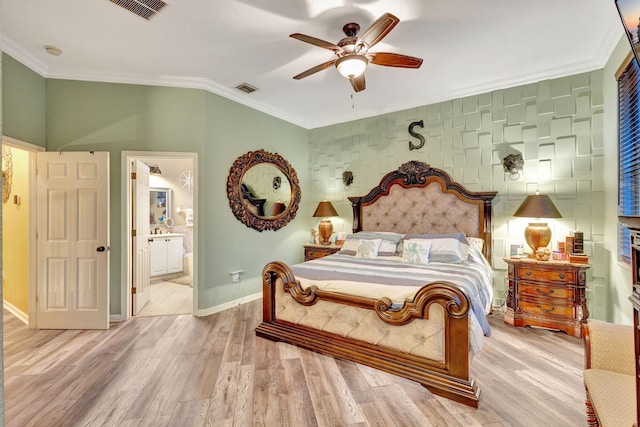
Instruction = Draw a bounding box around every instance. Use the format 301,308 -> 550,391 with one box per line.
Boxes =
309,70 -> 606,318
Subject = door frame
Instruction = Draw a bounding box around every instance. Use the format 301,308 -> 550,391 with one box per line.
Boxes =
2,136 -> 45,328
121,151 -> 198,321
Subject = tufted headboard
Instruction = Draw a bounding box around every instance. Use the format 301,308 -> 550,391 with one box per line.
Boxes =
348,161 -> 498,261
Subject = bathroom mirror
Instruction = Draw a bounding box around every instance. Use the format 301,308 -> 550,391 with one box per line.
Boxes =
227,149 -> 301,231
150,187 -> 172,225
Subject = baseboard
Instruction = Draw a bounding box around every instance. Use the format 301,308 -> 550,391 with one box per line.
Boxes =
3,300 -> 28,325
195,291 -> 262,317
110,291 -> 262,322
110,314 -> 125,323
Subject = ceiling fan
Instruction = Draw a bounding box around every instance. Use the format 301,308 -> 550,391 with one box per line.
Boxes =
290,12 -> 423,92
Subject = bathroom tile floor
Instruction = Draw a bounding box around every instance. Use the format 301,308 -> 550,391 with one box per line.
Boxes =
137,277 -> 193,317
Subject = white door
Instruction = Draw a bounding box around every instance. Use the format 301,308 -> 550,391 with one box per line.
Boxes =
36,151 -> 109,329
132,160 -> 151,315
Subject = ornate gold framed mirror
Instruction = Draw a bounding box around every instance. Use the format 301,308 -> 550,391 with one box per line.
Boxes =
227,149 -> 301,231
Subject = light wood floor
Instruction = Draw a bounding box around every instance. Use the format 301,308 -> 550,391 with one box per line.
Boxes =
137,279 -> 193,317
3,300 -> 586,426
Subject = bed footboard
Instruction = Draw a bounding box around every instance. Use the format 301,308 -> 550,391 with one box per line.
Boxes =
255,261 -> 480,408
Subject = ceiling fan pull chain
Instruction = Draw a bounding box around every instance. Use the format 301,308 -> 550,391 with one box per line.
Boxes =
351,92 -> 355,109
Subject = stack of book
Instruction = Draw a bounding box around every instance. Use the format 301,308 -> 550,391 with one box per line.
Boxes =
568,231 -> 588,263
557,231 -> 589,263
568,253 -> 589,264
573,231 -> 584,253
565,236 -> 574,255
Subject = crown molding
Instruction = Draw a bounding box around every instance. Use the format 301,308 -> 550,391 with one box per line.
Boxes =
2,36 -> 49,76
307,22 -> 623,129
1,20 -> 622,131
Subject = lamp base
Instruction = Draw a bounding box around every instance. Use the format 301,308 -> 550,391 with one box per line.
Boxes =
524,222 -> 552,256
318,219 -> 333,245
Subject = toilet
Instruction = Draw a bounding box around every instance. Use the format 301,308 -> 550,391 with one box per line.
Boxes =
183,252 -> 193,278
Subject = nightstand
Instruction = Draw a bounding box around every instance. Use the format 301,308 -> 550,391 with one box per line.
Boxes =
503,257 -> 590,337
304,243 -> 340,261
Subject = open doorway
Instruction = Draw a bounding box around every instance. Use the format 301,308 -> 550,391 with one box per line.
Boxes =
2,137 -> 42,327
122,151 -> 197,319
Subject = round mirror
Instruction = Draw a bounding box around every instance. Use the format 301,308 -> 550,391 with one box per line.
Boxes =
227,150 -> 301,231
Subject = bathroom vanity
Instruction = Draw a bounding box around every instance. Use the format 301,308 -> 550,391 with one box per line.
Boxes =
149,233 -> 184,277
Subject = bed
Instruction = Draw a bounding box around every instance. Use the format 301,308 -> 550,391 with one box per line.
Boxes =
255,161 -> 497,407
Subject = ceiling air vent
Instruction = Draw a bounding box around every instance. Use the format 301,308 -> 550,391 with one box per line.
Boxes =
235,83 -> 258,94
109,0 -> 168,20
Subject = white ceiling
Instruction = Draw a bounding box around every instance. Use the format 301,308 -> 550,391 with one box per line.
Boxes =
1,0 -> 624,129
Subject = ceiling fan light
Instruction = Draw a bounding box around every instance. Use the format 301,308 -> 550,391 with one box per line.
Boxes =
335,55 -> 368,78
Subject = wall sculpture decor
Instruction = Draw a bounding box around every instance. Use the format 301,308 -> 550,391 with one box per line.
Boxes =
503,153 -> 524,180
342,170 -> 354,187
408,120 -> 425,150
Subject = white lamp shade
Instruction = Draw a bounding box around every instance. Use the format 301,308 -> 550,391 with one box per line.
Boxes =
335,55 -> 368,78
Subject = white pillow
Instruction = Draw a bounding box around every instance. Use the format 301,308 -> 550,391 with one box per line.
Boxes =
468,236 -> 484,252
403,233 -> 469,263
340,232 -> 402,256
339,239 -> 361,255
401,239 -> 432,265
356,239 -> 382,259
378,239 -> 399,256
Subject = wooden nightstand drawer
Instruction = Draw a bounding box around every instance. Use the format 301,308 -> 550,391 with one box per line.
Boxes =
305,248 -> 327,260
517,268 -> 575,284
304,244 -> 340,261
519,283 -> 575,299
519,300 -> 573,318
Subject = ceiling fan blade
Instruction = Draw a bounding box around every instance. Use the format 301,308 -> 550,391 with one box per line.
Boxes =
293,59 -> 337,80
356,13 -> 399,50
368,52 -> 423,68
349,74 -> 366,92
290,33 -> 342,53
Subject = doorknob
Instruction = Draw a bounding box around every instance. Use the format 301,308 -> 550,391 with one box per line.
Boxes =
96,246 -> 106,252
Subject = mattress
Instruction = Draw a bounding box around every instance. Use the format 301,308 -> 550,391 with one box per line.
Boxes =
290,245 -> 494,337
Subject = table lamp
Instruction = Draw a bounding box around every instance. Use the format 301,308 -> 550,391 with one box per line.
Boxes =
513,193 -> 562,257
269,201 -> 286,217
313,201 -> 338,245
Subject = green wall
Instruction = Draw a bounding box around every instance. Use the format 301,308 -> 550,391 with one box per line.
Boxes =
45,80 -> 207,314
2,54 -> 46,147
2,53 -> 310,315
200,94 -> 310,307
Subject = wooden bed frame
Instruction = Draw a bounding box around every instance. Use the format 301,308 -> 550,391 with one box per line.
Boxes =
255,161 -> 497,407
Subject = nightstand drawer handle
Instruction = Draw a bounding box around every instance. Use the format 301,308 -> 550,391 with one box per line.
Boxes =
536,288 -> 555,296
525,271 -> 531,276
536,305 -> 555,313
559,273 -> 565,280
